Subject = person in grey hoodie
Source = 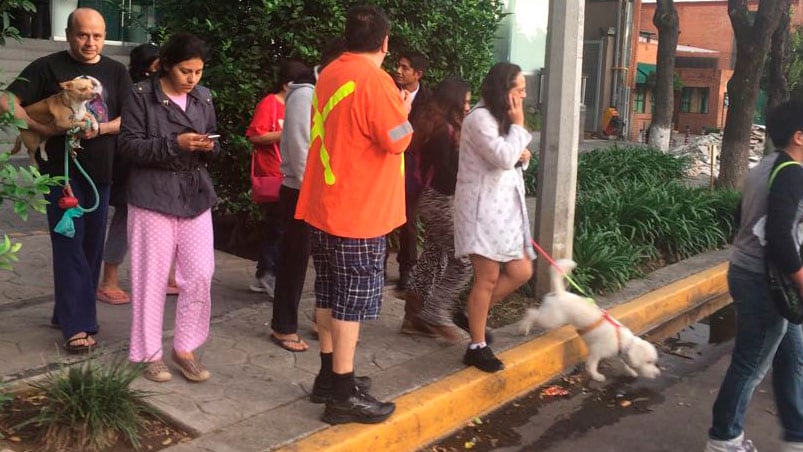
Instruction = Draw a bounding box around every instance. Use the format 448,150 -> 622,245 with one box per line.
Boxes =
268,63 -> 316,352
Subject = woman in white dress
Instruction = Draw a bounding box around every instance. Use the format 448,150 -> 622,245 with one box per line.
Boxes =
454,62 -> 535,372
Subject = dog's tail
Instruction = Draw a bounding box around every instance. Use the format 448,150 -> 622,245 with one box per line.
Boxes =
550,259 -> 577,294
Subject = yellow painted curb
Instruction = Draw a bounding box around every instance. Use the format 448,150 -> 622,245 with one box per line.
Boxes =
277,262 -> 729,452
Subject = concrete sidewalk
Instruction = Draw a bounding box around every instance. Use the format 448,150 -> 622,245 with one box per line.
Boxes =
0,219 -> 731,451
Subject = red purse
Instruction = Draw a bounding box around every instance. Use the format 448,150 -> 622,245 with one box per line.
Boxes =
250,152 -> 282,203
249,97 -> 283,203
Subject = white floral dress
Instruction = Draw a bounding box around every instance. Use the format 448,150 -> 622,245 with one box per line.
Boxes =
454,104 -> 535,262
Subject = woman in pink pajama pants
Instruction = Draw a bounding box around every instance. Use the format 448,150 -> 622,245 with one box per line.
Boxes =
118,33 -> 219,383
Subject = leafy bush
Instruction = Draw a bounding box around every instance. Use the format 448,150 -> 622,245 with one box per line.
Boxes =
569,147 -> 736,293
1,3 -> 63,270
0,151 -> 62,270
26,358 -> 153,452
0,0 -> 34,45
153,0 -> 504,217
572,224 -> 651,293
577,144 -> 690,192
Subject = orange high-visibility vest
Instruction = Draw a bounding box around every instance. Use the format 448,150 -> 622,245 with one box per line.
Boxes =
296,52 -> 413,238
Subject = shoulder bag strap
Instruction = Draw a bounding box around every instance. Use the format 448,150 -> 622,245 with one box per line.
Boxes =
769,160 -> 802,188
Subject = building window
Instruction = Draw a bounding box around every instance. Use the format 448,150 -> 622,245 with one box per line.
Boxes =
681,88 -> 693,113
680,87 -> 710,114
634,86 -> 646,114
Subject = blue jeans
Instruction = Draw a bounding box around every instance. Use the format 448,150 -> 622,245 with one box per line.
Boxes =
709,264 -> 803,442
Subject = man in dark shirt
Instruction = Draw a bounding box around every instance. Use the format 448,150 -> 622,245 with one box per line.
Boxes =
391,51 -> 430,290
0,7 -> 132,352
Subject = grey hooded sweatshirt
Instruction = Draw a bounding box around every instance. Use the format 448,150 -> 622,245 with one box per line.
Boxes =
280,82 -> 315,189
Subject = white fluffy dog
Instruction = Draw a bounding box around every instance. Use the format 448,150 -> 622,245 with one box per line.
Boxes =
519,259 -> 661,382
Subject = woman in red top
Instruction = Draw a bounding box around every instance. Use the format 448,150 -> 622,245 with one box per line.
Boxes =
246,60 -> 309,296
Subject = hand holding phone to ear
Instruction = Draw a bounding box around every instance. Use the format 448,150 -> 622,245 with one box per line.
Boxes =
507,93 -> 525,127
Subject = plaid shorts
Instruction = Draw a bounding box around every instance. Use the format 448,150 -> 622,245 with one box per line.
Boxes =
310,227 -> 386,321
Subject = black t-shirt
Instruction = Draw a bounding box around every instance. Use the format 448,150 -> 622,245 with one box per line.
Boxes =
8,51 -> 132,184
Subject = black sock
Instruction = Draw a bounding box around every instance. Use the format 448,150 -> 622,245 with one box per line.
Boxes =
319,353 -> 334,380
332,371 -> 355,401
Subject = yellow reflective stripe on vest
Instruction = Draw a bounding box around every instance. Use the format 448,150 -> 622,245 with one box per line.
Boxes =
389,120 -> 413,176
311,81 -> 356,185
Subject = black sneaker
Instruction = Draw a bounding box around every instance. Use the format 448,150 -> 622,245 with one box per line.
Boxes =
463,345 -> 505,373
310,375 -> 372,404
453,310 -> 495,345
321,387 -> 396,425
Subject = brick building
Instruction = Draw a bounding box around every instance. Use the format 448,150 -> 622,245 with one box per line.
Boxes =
631,0 -> 803,140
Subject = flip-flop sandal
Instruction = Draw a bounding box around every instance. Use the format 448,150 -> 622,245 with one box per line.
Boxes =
64,333 -> 96,354
97,288 -> 131,305
270,334 -> 309,352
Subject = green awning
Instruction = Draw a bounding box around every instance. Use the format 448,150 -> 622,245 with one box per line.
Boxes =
636,63 -> 656,85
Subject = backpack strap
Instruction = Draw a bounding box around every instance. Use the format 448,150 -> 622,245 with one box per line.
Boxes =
768,160 -> 802,188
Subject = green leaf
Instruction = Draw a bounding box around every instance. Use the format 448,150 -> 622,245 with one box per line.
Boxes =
0,235 -> 10,254
13,200 -> 28,221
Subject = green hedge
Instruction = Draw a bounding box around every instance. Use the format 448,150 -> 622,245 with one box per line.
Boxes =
530,145 -> 739,294
154,0 -> 505,216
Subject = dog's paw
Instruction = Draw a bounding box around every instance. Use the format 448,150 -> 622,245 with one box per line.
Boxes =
518,309 -> 539,336
590,373 -> 606,382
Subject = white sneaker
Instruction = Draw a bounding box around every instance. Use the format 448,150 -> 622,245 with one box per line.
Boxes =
248,274 -> 276,297
705,433 -> 758,452
262,273 -> 276,297
782,441 -> 803,452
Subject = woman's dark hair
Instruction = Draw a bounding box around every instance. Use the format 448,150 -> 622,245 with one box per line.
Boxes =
158,33 -> 210,76
129,43 -> 159,83
767,100 -> 803,149
344,5 -> 390,53
481,62 -> 522,135
411,76 -> 471,153
276,59 -> 314,91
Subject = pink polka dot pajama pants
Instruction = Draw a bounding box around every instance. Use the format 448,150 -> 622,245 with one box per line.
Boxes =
127,205 -> 215,363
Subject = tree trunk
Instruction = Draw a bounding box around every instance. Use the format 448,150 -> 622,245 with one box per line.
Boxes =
764,0 -> 792,154
718,0 -> 786,189
648,0 -> 679,152
767,1 -> 791,112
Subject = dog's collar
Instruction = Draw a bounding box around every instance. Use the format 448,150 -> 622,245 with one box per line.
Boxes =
576,310 -> 629,354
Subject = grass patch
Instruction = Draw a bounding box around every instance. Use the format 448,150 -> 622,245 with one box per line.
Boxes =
22,356 -> 156,451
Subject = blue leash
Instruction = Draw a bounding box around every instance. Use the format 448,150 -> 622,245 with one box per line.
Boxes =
54,121 -> 100,238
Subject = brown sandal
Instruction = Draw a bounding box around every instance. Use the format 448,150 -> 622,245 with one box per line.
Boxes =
143,360 -> 172,383
63,333 -> 96,354
171,351 -> 210,382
